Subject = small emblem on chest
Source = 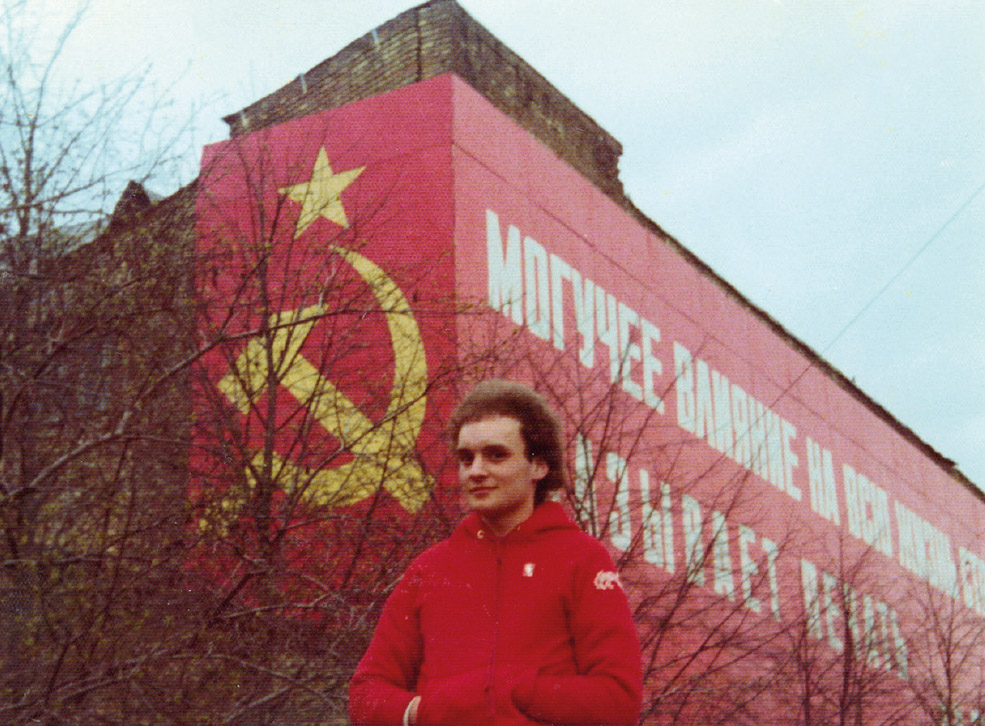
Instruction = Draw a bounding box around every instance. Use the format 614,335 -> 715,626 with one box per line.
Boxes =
523,563 -> 536,577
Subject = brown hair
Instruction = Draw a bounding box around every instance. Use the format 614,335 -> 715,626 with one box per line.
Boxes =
448,379 -> 565,505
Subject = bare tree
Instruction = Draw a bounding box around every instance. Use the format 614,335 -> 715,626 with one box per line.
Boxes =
0,0 -> 186,263
906,578 -> 985,726
759,531 -> 916,726
0,2 -> 198,720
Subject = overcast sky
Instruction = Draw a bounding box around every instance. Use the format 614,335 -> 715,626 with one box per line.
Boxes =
43,0 -> 985,488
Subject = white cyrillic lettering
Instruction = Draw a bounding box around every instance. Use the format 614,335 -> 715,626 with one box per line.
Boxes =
762,536 -> 781,620
711,510 -> 735,601
875,600 -> 893,671
641,318 -> 664,413
595,287 -> 620,385
765,408 -> 785,493
781,420 -> 801,501
607,452 -> 632,552
618,302 -> 643,401
801,559 -> 823,640
748,398 -> 770,481
485,210 -> 523,325
959,547 -> 985,615
682,495 -> 705,585
524,235 -> 550,341
731,385 -> 752,469
844,465 -> 863,541
674,343 -> 695,433
806,438 -> 840,525
843,583 -> 862,660
873,483 -> 892,558
738,524 -> 761,613
549,253 -> 572,352
711,370 -> 734,456
694,358 -> 717,451
845,465 -> 892,557
889,608 -> 909,679
821,571 -> 843,651
640,470 -> 675,573
571,269 -> 595,369
862,594 -> 881,668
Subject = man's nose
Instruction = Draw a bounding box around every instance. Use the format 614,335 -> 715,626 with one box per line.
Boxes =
464,456 -> 488,477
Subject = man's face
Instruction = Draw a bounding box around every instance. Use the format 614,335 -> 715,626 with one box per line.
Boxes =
456,415 -> 548,533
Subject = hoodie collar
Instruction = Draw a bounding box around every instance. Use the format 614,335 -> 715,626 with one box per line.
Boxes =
458,501 -> 576,542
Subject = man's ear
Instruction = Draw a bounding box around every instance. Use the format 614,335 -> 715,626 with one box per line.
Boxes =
530,457 -> 549,483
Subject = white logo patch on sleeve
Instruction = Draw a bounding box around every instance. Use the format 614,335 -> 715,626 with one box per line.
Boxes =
593,570 -> 622,591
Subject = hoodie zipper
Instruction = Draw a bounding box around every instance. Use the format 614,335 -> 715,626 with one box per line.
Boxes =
486,536 -> 504,718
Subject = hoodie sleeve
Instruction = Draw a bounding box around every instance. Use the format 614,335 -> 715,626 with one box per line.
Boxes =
349,562 -> 425,726
511,540 -> 642,726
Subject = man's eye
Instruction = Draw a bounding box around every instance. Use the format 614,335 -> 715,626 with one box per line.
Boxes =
457,452 -> 474,466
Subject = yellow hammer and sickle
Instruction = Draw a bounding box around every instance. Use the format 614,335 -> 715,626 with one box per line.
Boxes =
216,246 -> 433,513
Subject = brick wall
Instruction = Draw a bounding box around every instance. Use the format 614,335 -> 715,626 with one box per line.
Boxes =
222,0 -> 626,203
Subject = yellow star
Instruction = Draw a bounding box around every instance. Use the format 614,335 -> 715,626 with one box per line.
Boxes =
278,147 -> 364,236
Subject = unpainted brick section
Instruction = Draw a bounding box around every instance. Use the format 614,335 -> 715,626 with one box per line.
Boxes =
222,0 -> 625,204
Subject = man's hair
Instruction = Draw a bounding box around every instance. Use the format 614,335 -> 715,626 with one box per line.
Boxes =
448,379 -> 566,505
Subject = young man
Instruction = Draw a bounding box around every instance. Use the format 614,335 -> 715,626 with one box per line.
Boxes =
349,380 -> 642,726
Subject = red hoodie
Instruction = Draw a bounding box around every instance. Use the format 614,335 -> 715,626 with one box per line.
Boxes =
349,502 -> 642,726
